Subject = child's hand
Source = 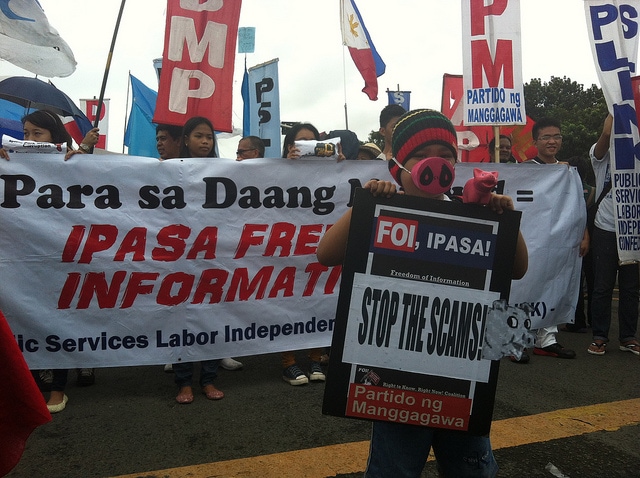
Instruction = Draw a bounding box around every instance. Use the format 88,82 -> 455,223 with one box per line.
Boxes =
364,179 -> 397,197
487,193 -> 514,214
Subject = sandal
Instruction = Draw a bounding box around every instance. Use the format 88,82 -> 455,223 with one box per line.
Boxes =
619,340 -> 640,356
587,340 -> 606,355
202,384 -> 224,400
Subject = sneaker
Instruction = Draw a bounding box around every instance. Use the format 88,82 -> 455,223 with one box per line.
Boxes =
309,361 -> 326,381
533,343 -> 576,359
39,369 -> 54,384
588,340 -> 607,355
282,364 -> 308,385
619,340 -> 640,356
509,350 -> 530,364
220,357 -> 244,371
163,363 -> 174,373
76,368 -> 95,386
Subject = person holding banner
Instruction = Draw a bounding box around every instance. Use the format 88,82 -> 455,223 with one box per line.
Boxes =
357,142 -> 383,160
377,104 -> 406,160
0,109 -> 100,411
522,118 -> 581,362
155,124 -> 182,160
0,109 -> 99,162
588,114 -> 640,356
235,135 -> 265,161
172,116 -> 228,403
279,122 -> 330,384
488,135 -> 516,163
179,116 -> 219,159
317,109 -> 528,478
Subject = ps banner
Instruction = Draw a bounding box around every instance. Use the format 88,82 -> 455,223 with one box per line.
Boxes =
585,0 -> 640,263
0,157 -> 583,369
248,59 -> 281,158
322,189 -> 521,435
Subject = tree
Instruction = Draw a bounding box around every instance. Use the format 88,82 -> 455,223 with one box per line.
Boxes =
366,130 -> 384,151
524,76 -> 608,160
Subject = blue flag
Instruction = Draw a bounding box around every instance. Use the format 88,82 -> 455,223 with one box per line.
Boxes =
0,99 -> 29,141
124,75 -> 159,157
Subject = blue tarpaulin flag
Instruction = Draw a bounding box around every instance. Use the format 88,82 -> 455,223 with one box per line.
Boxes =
340,0 -> 385,101
241,58 -> 250,137
0,99 -> 28,140
0,0 -> 76,77
124,74 -> 159,158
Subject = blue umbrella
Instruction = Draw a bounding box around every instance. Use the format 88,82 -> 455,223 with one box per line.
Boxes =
0,76 -> 92,137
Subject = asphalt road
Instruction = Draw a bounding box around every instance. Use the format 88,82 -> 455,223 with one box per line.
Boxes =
6,312 -> 640,478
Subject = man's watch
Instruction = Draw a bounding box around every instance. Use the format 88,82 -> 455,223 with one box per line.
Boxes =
78,143 -> 91,152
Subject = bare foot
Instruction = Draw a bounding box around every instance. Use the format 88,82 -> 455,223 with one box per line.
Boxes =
176,386 -> 194,404
202,384 -> 224,400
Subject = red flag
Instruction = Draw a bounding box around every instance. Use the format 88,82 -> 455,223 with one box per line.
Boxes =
441,74 -> 536,162
153,1 -> 242,132
0,311 -> 51,476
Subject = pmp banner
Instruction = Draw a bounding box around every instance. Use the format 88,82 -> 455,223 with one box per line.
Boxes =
248,59 -> 281,158
153,0 -> 241,133
0,159 -> 582,369
461,0 -> 526,126
585,0 -> 640,263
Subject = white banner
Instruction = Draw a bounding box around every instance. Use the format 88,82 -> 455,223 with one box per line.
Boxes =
585,0 -> 640,263
0,158 -> 583,368
461,0 -> 526,125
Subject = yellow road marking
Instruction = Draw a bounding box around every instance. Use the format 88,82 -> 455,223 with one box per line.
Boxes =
112,398 -> 640,478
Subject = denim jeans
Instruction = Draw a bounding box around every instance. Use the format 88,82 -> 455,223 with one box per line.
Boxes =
364,421 -> 498,478
591,227 -> 639,342
173,359 -> 220,388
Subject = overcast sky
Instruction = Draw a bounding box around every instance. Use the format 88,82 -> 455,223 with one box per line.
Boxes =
0,1 -> 612,158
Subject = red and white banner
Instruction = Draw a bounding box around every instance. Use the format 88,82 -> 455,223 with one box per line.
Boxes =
153,0 -> 241,132
0,157 -> 582,369
461,0 -> 526,126
585,0 -> 640,263
80,99 -> 109,149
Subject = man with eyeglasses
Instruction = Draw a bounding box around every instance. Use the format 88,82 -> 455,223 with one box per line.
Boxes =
511,117 -> 582,363
236,135 -> 265,160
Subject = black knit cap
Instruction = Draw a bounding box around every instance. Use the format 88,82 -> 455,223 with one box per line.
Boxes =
388,109 -> 458,183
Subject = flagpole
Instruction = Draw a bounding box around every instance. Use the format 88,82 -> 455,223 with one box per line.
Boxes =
122,71 -> 131,154
340,0 -> 349,130
93,0 -> 127,137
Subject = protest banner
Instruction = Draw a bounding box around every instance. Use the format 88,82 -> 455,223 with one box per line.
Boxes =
0,157 -> 583,370
442,74 -> 537,163
585,0 -> 640,263
247,59 -> 281,158
322,189 -> 522,434
461,0 -> 526,126
153,0 -> 241,132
